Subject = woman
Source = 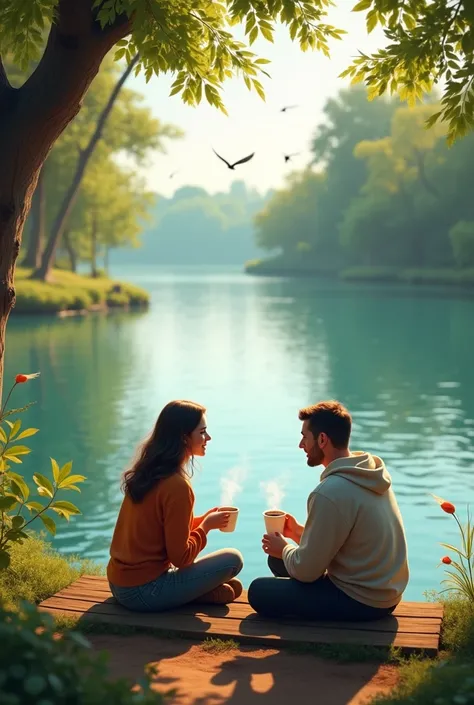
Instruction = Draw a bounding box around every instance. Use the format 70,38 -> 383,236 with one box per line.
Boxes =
107,400 -> 243,612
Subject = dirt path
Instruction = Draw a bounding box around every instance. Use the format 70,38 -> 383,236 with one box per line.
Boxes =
88,634 -> 398,705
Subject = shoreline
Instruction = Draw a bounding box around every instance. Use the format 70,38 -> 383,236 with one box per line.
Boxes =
244,260 -> 474,293
13,267 -> 150,316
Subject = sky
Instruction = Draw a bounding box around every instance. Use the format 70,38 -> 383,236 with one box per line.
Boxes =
128,3 -> 387,198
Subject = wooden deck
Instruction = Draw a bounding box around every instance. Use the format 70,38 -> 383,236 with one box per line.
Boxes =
39,575 -> 444,655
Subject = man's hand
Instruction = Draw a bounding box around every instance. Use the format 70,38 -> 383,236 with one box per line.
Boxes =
283,513 -> 304,543
262,532 -> 288,559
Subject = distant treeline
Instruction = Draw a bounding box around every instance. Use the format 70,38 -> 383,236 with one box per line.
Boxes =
252,87 -> 474,275
111,181 -> 271,266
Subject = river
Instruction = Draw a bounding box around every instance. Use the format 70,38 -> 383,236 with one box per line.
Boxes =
5,265 -> 474,600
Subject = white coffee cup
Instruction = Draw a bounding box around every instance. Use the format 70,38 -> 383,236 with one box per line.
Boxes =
263,509 -> 286,535
218,506 -> 239,532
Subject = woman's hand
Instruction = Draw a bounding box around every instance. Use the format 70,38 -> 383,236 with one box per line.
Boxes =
283,513 -> 303,543
202,510 -> 230,532
203,507 -> 219,518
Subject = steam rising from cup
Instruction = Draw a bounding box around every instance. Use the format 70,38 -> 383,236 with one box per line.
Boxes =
260,480 -> 285,510
220,464 -> 247,506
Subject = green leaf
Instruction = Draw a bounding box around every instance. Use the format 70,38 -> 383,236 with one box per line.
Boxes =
57,461 -> 73,484
11,515 -> 25,530
25,501 -> 44,513
4,445 -> 31,457
366,10 -> 378,33
16,428 -> 39,440
51,458 -> 60,483
8,472 -> 30,501
38,514 -> 56,536
249,26 -> 258,45
0,550 -> 10,569
0,495 -> 17,511
10,419 -> 21,439
0,427 -> 7,443
33,473 -> 54,499
352,0 -> 372,10
51,500 -> 81,515
58,475 -> 86,491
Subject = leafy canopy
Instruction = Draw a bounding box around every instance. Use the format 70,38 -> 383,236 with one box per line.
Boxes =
0,0 -> 345,116
341,0 -> 474,143
1,1 -> 473,140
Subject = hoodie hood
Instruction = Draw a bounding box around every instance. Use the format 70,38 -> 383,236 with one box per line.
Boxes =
320,451 -> 391,495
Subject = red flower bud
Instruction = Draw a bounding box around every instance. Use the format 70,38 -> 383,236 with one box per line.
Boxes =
15,373 -> 40,384
441,556 -> 452,565
440,501 -> 456,514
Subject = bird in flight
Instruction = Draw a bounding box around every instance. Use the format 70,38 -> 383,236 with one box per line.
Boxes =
280,105 -> 298,113
212,149 -> 255,170
284,153 -> 299,163
169,170 -> 179,179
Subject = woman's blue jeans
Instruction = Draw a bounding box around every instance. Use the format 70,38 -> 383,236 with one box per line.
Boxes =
109,548 -> 243,613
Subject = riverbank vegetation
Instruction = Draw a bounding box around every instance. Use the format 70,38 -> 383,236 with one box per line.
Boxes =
14,268 -> 149,315
251,88 -> 474,289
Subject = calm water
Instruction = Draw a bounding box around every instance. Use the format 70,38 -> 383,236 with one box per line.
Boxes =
5,266 -> 474,600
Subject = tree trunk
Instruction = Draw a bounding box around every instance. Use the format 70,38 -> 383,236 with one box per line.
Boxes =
104,246 -> 110,276
23,165 -> 46,269
32,53 -> 139,283
63,230 -> 77,272
91,217 -> 98,278
0,0 -> 132,400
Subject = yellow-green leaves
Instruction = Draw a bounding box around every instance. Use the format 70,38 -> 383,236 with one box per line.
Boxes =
0,373 -> 85,569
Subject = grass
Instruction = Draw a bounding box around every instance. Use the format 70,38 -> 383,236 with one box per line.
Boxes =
201,638 -> 239,654
371,596 -> 474,705
14,267 -> 149,314
0,533 -> 103,608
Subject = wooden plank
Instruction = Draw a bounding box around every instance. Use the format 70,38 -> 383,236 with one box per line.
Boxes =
48,591 -> 441,635
68,577 -> 444,620
39,602 -> 440,655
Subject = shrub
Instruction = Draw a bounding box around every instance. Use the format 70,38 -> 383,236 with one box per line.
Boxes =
0,534 -> 102,607
0,600 -> 164,704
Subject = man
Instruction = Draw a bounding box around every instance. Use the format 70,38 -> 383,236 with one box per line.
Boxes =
248,401 -> 409,621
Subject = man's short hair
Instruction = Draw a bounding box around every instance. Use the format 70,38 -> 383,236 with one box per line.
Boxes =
298,401 -> 352,449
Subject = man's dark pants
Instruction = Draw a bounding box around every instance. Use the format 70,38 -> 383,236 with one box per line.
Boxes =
248,557 -> 396,621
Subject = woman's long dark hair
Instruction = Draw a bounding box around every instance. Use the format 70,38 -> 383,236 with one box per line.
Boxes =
122,400 -> 206,502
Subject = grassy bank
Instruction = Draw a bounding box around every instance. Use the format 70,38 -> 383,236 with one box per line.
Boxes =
372,595 -> 474,705
246,259 -> 474,291
0,534 -> 103,608
14,268 -> 149,315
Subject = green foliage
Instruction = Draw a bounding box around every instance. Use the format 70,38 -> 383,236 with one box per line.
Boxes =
340,0 -> 474,143
0,376 -> 85,570
0,0 -> 345,116
0,533 -> 102,607
13,268 -> 149,314
255,89 -> 474,276
449,221 -> 474,267
0,600 -> 163,704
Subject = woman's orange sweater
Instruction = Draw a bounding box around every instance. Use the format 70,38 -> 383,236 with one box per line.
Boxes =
107,472 -> 207,588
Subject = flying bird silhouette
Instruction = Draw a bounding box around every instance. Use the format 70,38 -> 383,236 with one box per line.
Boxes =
212,149 -> 255,170
169,170 -> 179,179
284,153 -> 299,163
280,105 -> 298,113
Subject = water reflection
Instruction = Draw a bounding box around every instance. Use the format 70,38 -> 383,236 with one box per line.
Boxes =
5,267 -> 474,599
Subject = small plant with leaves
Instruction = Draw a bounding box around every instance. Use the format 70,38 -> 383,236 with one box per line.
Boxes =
0,600 -> 164,704
432,494 -> 474,603
0,373 -> 85,570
